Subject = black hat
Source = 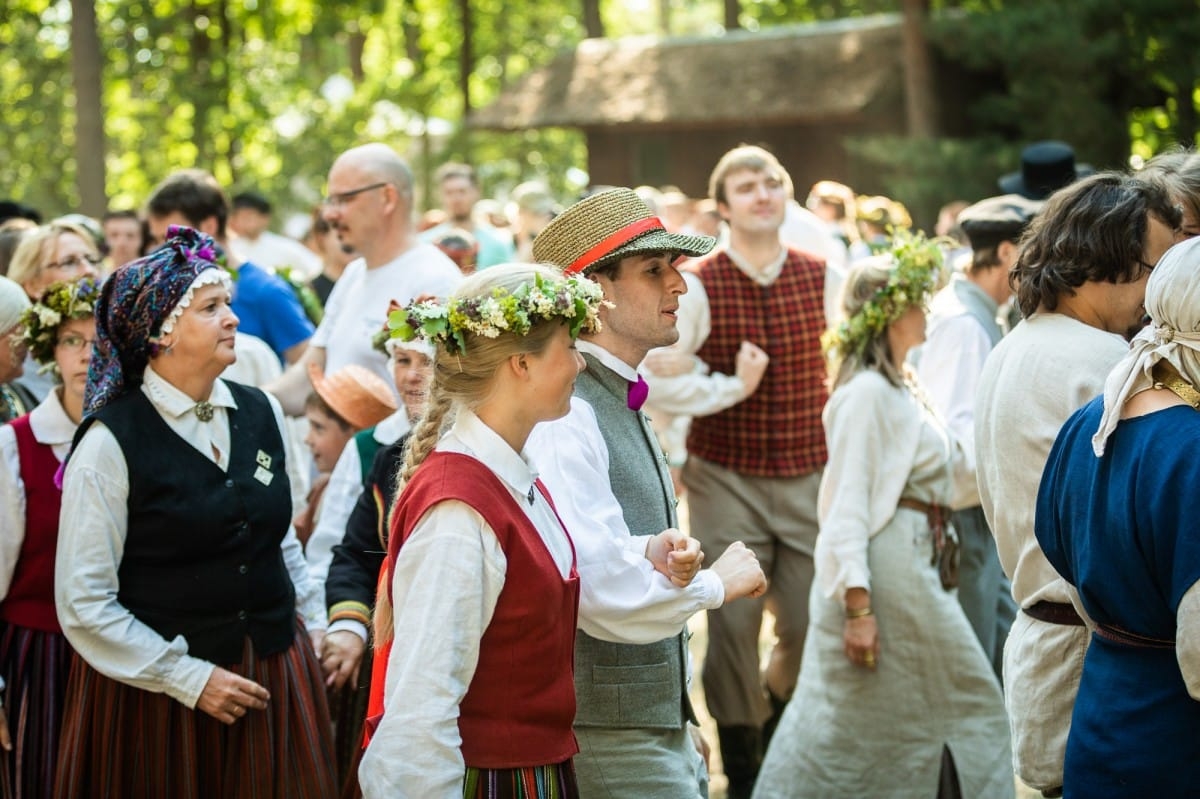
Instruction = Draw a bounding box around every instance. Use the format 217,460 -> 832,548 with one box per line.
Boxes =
998,141 -> 1093,200
958,194 -> 1042,250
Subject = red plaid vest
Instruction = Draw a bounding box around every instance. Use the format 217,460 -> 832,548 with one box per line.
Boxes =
687,248 -> 829,477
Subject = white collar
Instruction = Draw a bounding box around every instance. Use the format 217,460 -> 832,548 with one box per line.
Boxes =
29,388 -> 79,446
447,408 -> 538,501
374,408 -> 413,444
725,245 -> 787,287
577,340 -> 639,383
141,366 -> 237,419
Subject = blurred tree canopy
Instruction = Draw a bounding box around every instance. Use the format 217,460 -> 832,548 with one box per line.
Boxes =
0,0 -> 1196,224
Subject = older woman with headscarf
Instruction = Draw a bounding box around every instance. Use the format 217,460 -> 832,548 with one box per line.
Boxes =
52,227 -> 336,798
1036,235 -> 1200,798
0,276 -> 33,422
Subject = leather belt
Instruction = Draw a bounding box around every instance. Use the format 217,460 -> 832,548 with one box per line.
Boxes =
1022,600 -> 1085,627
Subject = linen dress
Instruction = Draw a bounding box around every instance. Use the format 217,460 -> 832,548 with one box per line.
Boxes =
1037,398 -> 1200,798
754,372 -> 1012,798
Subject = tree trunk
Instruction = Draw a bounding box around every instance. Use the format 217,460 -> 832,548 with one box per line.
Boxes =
724,0 -> 740,31
458,0 -> 473,156
901,0 -> 937,138
582,0 -> 604,39
190,0 -> 214,163
69,0 -> 107,215
658,0 -> 671,35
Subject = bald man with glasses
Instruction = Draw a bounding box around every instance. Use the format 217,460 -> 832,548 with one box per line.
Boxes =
266,143 -> 462,414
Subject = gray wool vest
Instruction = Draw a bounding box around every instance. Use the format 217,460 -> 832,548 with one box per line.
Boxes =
571,353 -> 697,730
954,276 -> 1004,348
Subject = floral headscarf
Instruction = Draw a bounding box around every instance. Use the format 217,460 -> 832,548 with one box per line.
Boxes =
85,226 -> 228,415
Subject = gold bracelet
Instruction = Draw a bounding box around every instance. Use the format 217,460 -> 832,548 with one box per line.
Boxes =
845,606 -> 873,619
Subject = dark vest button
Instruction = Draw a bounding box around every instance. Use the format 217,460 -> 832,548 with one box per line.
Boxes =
224,479 -> 235,488
238,564 -> 248,575
237,610 -> 247,620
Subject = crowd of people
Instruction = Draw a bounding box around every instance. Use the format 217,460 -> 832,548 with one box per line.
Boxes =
0,135 -> 1198,799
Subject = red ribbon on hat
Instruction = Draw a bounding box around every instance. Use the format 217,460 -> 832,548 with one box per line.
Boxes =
566,217 -> 665,274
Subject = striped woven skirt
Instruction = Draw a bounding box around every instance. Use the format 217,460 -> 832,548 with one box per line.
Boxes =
463,760 -> 578,799
0,622 -> 71,799
53,620 -> 337,799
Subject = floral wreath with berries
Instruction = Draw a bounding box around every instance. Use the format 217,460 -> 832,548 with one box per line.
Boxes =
821,231 -> 945,362
21,277 -> 102,373
389,272 -> 609,355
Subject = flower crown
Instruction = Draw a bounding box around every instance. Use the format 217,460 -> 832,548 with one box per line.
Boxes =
389,273 -> 608,355
821,231 -> 945,361
21,277 -> 102,372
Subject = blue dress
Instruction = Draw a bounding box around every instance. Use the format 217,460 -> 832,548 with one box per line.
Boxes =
1037,396 -> 1200,798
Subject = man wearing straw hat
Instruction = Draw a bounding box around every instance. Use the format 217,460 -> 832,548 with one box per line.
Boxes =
975,172 -> 1180,797
529,187 -> 768,798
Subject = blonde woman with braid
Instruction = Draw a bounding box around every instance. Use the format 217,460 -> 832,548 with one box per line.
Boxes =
754,236 -> 1012,799
359,264 -> 606,799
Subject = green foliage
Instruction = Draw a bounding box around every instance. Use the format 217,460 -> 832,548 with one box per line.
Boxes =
1,0 -> 1197,225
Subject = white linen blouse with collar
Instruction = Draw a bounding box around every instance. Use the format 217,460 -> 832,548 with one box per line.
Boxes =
55,366 -> 325,710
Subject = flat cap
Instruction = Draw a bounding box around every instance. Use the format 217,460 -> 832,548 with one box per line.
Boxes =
958,194 -> 1042,248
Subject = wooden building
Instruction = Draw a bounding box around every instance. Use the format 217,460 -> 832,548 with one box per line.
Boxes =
469,14 -> 925,198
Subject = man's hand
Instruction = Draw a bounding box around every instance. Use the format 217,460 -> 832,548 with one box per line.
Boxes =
709,541 -> 767,601
196,667 -> 270,725
646,528 -> 705,587
735,341 -> 770,397
321,630 -> 367,690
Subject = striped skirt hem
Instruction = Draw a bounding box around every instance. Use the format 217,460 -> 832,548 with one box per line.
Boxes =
0,623 -> 71,799
463,760 -> 578,799
53,619 -> 337,799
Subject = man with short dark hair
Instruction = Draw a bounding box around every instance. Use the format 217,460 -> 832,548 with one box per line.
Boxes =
916,193 -> 1040,680
420,163 -> 514,269
229,190 -> 322,279
101,209 -> 145,270
145,169 -> 314,365
976,172 -> 1181,797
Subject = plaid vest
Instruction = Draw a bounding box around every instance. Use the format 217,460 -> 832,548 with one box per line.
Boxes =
687,248 -> 829,477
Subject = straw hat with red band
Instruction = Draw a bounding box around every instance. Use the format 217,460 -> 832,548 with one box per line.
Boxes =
532,187 -> 716,275
307,362 -> 397,430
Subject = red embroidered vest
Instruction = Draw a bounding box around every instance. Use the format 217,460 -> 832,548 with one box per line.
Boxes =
2,415 -> 63,633
375,452 -> 579,768
687,248 -> 829,477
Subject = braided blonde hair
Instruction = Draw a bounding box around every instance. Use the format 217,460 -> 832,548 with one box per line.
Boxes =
373,263 -> 569,647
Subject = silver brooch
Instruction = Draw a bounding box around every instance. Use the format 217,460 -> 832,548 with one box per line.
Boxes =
194,401 -> 215,422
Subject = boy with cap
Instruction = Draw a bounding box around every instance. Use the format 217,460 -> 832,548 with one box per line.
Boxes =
915,193 -> 1040,679
528,188 -> 767,798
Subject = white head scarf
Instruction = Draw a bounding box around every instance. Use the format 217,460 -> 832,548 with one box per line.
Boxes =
0,275 -> 30,334
159,268 -> 232,337
1092,236 -> 1200,455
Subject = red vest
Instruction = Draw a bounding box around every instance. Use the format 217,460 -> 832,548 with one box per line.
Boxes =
687,248 -> 829,477
2,415 -> 63,633
376,452 -> 579,769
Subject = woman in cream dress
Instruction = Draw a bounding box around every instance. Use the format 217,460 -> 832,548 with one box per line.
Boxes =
754,241 -> 1012,799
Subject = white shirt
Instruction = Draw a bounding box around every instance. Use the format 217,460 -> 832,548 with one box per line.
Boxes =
231,230 -> 323,280
0,388 -> 77,599
528,341 -> 724,645
55,367 -> 325,710
311,246 -> 461,399
915,277 -> 997,509
359,410 -> 574,799
308,408 -> 413,642
975,313 -> 1128,609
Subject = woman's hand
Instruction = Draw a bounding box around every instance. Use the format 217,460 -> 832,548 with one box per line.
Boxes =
646,529 -> 705,587
0,706 -> 11,752
843,588 -> 880,670
196,667 -> 271,725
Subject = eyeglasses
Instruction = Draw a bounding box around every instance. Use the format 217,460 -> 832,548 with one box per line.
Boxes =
321,182 -> 389,208
44,253 -> 102,273
57,334 -> 97,352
